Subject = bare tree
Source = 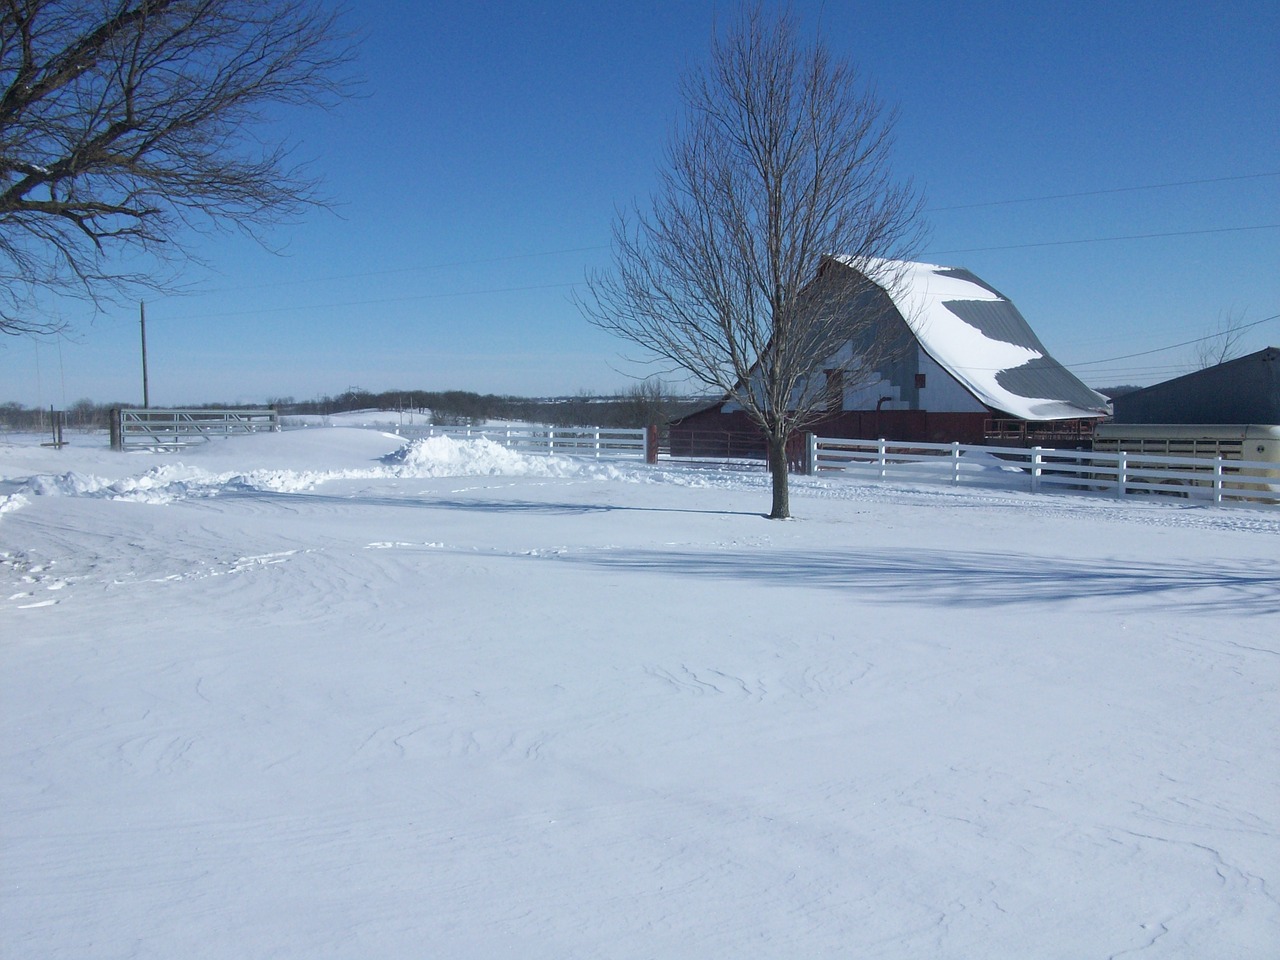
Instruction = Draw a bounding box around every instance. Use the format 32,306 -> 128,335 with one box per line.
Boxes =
578,5 -> 922,518
1194,309 -> 1251,369
0,0 -> 355,336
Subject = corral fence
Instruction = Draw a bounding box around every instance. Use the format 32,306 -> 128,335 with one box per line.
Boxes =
393,423 -> 654,461
807,436 -> 1278,506
110,408 -> 280,450
663,427 -> 812,472
402,426 -> 1276,505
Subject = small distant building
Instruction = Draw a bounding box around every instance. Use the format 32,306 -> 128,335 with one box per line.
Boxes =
1111,347 -> 1280,424
672,258 -> 1110,452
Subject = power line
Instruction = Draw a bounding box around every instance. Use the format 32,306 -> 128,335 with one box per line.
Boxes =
165,280 -> 583,322
196,244 -> 611,295
927,223 -> 1280,256
926,171 -> 1280,212
1066,313 -> 1280,368
193,173 -> 1277,294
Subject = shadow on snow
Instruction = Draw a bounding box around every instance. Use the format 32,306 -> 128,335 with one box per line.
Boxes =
561,547 -> 1280,615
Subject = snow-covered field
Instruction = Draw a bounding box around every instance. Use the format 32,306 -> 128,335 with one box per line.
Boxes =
3,427 -> 1278,959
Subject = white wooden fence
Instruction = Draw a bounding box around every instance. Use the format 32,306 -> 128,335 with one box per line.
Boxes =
808,436 -> 1279,506
398,424 -> 651,460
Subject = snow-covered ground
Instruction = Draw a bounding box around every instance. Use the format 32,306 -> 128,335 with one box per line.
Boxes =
3,428 -> 1278,959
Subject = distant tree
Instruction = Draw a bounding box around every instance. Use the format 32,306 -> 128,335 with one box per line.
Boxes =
578,4 -> 922,518
0,0 -> 355,336
68,396 -> 99,429
617,378 -> 679,428
1194,310 -> 1251,369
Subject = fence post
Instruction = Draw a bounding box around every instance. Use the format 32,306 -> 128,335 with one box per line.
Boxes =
877,438 -> 887,480
951,441 -> 961,485
1030,446 -> 1042,494
594,428 -> 601,459
547,426 -> 555,454
110,408 -> 123,451
1213,458 -> 1224,506
1116,451 -> 1128,499
806,432 -> 818,476
646,424 -> 659,464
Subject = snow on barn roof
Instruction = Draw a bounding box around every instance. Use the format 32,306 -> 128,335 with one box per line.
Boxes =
837,258 -> 1111,420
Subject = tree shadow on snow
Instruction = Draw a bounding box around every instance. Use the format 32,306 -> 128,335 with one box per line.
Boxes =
224,488 -> 757,519
563,547 -> 1280,615
420,497 -> 759,518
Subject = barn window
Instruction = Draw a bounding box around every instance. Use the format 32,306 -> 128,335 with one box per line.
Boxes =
915,373 -> 927,389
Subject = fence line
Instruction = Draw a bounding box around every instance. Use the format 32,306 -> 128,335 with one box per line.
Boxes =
394,424 -> 652,461
186,415 -> 1276,507
810,435 -> 1278,506
111,408 -> 279,450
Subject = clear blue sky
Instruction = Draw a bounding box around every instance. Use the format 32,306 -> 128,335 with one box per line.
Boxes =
3,0 -> 1278,407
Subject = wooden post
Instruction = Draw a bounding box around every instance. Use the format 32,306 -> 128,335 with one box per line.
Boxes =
646,424 -> 659,464
139,302 -> 150,409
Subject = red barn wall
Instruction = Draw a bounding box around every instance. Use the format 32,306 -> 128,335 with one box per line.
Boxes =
671,406 -> 990,451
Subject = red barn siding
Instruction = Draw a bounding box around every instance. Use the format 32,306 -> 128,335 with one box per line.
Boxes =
670,406 -> 991,457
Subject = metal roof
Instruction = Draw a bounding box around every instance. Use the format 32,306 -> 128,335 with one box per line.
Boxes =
835,258 -> 1111,420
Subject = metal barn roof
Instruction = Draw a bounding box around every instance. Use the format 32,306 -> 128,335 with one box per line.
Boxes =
834,258 -> 1111,421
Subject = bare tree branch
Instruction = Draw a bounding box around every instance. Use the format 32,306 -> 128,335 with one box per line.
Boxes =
1194,309 -> 1251,369
0,0 -> 356,335
577,4 -> 923,518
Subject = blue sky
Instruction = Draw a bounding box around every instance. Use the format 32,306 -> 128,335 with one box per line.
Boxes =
3,0 -> 1278,407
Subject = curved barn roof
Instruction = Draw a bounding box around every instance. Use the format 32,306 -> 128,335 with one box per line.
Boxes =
837,258 -> 1111,420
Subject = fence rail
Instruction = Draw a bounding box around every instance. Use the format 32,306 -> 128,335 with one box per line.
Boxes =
810,436 -> 1279,506
111,408 -> 280,450
395,424 -> 651,460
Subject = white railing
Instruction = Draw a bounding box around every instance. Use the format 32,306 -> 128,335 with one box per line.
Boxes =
399,424 -> 650,460
810,436 -> 1279,506
111,408 -> 279,450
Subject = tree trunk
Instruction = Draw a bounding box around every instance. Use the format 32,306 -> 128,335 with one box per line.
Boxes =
767,431 -> 791,519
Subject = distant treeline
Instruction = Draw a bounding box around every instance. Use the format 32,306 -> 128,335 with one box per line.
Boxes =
1,399 -> 124,432
0,385 -> 713,433
275,385 -> 711,429
2,383 -> 1143,435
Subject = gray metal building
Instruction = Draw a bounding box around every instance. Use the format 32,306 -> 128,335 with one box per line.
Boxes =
1111,347 -> 1280,424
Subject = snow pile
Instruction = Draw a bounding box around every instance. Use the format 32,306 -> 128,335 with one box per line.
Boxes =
386,434 -> 625,480
3,433 -> 642,513
19,465 -> 338,504
0,491 -> 27,516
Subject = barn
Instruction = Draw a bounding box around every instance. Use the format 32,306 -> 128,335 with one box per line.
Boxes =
671,258 -> 1110,455
1111,346 -> 1279,424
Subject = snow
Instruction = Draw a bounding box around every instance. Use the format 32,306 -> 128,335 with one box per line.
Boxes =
3,428 -> 1278,958
843,257 -> 1111,420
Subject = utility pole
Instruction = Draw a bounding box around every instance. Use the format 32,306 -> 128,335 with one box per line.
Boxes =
140,301 -> 150,408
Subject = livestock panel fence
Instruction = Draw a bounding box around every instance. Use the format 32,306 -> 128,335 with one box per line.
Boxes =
807,435 -> 1279,506
111,408 -> 280,450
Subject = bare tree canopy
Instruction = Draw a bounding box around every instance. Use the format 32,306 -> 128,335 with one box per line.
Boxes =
1193,309 -> 1251,369
0,0 -> 355,335
578,5 -> 923,518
